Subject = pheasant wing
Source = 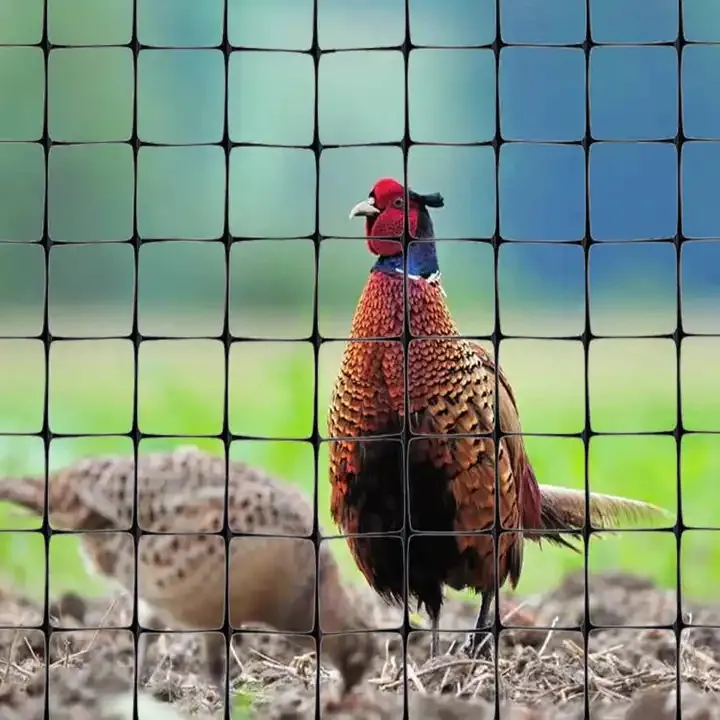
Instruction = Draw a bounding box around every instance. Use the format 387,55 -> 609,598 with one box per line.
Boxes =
408,338 -> 523,585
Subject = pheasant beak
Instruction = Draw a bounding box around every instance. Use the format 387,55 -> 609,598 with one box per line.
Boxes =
349,199 -> 380,220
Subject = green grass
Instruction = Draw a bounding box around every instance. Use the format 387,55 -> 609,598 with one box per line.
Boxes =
230,689 -> 258,718
0,325 -> 718,612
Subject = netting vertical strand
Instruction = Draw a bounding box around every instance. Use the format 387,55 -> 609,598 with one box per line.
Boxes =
310,0 -> 324,715
401,1 -> 412,718
130,0 -> 142,716
221,3 -> 233,718
40,0 -> 51,718
491,3 -> 504,719
582,2 -> 593,718
674,3 -> 686,719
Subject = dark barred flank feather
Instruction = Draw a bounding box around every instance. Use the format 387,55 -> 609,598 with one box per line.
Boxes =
328,177 -> 671,658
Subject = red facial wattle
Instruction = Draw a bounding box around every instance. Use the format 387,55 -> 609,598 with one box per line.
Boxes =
366,205 -> 418,258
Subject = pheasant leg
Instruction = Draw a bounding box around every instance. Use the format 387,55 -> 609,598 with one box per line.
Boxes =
459,590 -> 494,659
136,606 -> 165,686
136,631 -> 156,686
429,614 -> 440,658
203,632 -> 228,690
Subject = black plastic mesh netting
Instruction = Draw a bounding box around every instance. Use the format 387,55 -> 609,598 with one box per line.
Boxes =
0,0 -> 709,718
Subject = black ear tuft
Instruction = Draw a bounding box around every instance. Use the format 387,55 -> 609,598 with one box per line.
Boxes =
408,190 -> 445,209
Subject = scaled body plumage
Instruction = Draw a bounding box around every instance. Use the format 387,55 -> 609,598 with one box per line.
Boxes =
328,178 -> 669,657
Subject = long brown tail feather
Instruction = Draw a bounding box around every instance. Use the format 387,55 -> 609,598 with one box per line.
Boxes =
526,485 -> 671,550
0,476 -> 46,515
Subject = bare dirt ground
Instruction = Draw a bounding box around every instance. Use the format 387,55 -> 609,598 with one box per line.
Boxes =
0,571 -> 718,719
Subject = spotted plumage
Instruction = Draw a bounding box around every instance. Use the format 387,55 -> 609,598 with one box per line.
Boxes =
0,446 -> 375,693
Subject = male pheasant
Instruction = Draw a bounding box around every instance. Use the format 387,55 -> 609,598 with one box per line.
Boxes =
327,177 -> 669,658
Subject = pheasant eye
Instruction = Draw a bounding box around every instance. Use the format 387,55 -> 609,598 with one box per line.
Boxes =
392,197 -> 403,208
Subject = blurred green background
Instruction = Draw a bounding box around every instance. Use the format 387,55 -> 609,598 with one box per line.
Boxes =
0,0 -> 719,630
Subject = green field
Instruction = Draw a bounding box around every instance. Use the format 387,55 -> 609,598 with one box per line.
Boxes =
0,322 -> 718,614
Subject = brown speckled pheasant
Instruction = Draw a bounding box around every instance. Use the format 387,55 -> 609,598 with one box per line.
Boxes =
0,446 -> 375,693
328,177 -> 670,658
